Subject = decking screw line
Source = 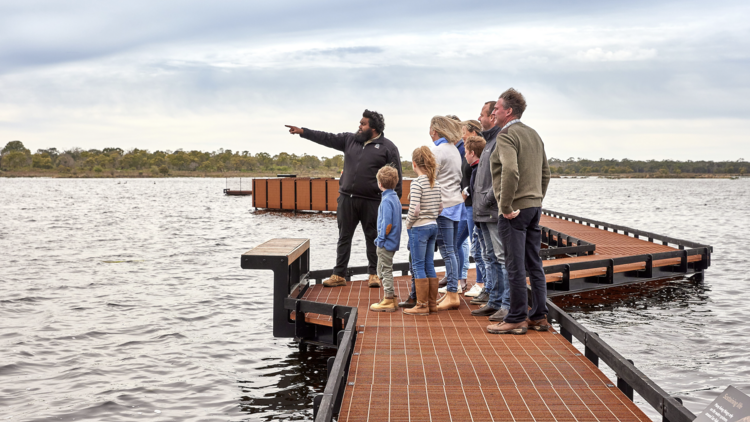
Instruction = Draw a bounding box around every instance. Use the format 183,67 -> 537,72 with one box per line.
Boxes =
349,382 -> 355,386
607,384 -> 615,387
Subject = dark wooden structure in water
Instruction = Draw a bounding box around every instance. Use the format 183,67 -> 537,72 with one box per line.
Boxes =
240,209 -> 710,421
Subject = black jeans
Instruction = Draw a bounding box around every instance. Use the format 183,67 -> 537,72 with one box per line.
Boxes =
497,207 -> 548,323
334,195 -> 380,277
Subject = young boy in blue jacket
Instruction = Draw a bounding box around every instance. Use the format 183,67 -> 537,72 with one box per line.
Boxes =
370,165 -> 402,312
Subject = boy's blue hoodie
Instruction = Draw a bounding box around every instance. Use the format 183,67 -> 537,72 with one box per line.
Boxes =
374,189 -> 402,252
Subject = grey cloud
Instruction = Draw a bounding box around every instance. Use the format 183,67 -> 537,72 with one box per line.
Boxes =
305,46 -> 384,57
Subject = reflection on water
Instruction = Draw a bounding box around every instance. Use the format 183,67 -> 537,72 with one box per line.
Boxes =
1,177 -> 749,421
237,345 -> 336,421
553,276 -> 710,313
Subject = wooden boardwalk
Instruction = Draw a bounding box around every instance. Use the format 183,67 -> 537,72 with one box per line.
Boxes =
302,277 -> 650,422
243,211 -> 710,421
291,213 -> 712,421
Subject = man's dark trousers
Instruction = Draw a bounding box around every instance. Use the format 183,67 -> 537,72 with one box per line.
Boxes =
334,194 -> 380,277
497,207 -> 548,323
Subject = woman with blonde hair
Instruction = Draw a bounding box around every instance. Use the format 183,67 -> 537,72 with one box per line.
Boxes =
428,115 -> 464,310
403,146 -> 442,316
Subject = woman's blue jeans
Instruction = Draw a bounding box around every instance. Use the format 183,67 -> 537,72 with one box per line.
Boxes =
407,225 -> 438,280
436,216 -> 459,293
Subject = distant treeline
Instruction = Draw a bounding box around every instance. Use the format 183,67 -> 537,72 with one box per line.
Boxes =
0,141 -> 353,175
549,157 -> 747,175
0,140 -> 747,176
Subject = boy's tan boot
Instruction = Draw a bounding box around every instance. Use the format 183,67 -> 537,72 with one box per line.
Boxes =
322,274 -> 346,287
403,278 -> 430,316
428,277 -> 439,313
370,294 -> 398,312
436,291 -> 460,311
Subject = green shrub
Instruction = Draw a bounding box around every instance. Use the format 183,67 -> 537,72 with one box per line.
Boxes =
93,166 -> 103,173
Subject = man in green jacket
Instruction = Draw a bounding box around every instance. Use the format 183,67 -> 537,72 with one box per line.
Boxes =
487,88 -> 551,335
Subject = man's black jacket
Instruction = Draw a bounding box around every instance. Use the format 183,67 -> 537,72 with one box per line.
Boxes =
301,128 -> 403,201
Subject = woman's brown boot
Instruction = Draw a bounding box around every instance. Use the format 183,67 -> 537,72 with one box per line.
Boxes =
403,278 -> 430,316
428,277 -> 439,313
436,291 -> 460,311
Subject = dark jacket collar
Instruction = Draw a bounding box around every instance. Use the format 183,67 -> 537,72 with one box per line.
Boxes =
482,125 -> 501,141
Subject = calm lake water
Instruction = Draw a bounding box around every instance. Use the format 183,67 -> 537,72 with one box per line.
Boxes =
1,177 -> 748,421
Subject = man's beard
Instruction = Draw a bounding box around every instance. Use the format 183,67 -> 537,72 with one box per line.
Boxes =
353,127 -> 373,143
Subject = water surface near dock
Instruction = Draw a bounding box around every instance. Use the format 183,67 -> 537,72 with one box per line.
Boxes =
1,177 -> 748,421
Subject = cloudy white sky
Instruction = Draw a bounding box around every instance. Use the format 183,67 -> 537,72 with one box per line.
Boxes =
1,0 -> 748,160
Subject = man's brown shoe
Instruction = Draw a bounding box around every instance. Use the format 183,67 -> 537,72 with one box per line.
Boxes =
322,274 -> 346,287
527,316 -> 550,331
487,321 -> 528,335
368,274 -> 382,288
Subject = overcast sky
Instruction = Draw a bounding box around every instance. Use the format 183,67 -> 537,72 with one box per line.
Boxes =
1,0 -> 748,161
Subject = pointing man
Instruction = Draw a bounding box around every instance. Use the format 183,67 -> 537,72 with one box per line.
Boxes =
286,110 -> 403,287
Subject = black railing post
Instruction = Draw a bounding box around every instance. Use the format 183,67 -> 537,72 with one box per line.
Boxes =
313,394 -> 323,420
585,332 -> 599,367
618,359 -> 635,400
560,326 -> 573,343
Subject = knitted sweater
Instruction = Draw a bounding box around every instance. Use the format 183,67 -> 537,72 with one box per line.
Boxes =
405,175 -> 442,229
489,122 -> 551,215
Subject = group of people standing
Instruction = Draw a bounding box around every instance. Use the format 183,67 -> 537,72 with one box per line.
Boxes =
286,88 -> 551,335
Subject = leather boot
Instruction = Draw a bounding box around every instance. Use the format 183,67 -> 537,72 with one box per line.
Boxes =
436,291 -> 460,311
370,294 -> 398,312
403,278 -> 430,316
428,277 -> 439,313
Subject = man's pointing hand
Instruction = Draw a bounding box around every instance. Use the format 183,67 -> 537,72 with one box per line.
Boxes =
285,125 -> 304,135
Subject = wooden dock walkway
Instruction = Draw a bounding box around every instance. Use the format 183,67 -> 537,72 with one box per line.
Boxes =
241,210 -> 711,421
301,276 -> 650,422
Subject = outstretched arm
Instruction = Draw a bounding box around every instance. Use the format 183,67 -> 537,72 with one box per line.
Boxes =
285,125 -> 348,152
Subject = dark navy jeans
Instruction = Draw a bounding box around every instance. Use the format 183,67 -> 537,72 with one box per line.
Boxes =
497,207 -> 547,323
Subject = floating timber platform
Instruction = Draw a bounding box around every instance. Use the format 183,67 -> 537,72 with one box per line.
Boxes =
252,177 -> 411,212
241,214 -> 710,421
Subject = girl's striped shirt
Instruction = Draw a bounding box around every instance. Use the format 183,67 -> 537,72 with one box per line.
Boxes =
406,175 -> 443,229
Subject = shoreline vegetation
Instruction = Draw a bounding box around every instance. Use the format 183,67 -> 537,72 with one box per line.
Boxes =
1,140 -> 747,179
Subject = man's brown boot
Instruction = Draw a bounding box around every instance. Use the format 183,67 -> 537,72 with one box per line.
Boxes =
428,277 -> 439,313
322,274 -> 346,287
403,278 -> 430,316
527,316 -> 550,331
370,294 -> 398,312
487,320 -> 528,335
368,274 -> 382,288
436,291 -> 460,311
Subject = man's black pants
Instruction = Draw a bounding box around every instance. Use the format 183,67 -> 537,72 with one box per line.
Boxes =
497,207 -> 548,323
334,195 -> 380,277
